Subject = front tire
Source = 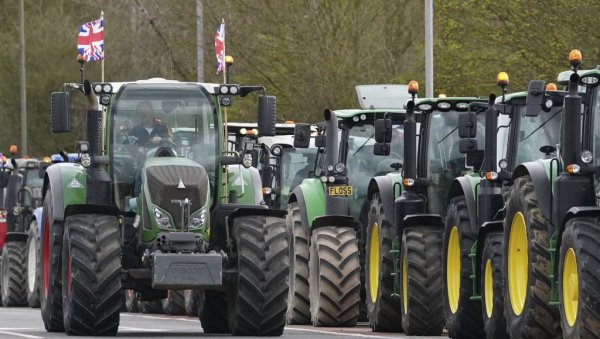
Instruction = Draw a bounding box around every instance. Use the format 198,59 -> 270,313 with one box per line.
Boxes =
1,240 -> 28,306
61,214 -> 122,336
309,226 -> 360,327
201,290 -> 229,333
559,217 -> 600,339
184,289 -> 201,317
365,193 -> 401,332
229,215 -> 289,336
162,290 -> 186,315
285,202 -> 311,325
442,196 -> 484,338
502,176 -> 560,339
26,220 -> 41,308
400,226 -> 444,336
481,232 -> 508,339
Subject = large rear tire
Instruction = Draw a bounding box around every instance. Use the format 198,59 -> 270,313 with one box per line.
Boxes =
40,187 -> 64,332
309,226 -> 360,327
162,290 -> 186,315
1,240 -> 28,306
229,215 -> 288,336
285,202 -> 311,325
481,232 -> 508,339
61,214 -> 122,336
26,220 -> 41,308
442,196 -> 484,338
502,176 -> 560,339
200,290 -> 229,333
365,193 -> 401,332
400,226 -> 444,336
559,217 -> 600,339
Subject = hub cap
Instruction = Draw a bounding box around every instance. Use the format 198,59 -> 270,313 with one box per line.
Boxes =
508,212 -> 528,316
27,236 -> 36,293
402,254 -> 408,314
42,218 -> 50,298
484,259 -> 493,318
369,223 -> 380,303
563,248 -> 578,327
446,226 -> 461,313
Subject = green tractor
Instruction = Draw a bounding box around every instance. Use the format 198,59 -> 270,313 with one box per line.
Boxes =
442,73 -> 564,339
500,50 -> 600,339
286,107 -> 406,326
369,82 -> 485,335
42,78 -> 288,336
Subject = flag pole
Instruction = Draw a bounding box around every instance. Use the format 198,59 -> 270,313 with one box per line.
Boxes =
101,10 -> 105,82
221,18 -> 229,203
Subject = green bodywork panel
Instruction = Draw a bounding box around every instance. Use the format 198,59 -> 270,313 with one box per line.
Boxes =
58,163 -> 87,208
296,178 -> 326,227
226,165 -> 259,205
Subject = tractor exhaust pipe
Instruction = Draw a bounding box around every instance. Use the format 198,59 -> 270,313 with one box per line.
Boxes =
324,109 -> 339,169
562,73 -> 581,166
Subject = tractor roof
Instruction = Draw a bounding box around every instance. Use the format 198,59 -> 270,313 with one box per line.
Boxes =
414,97 -> 483,112
495,91 -> 526,103
333,108 -> 406,120
557,68 -> 600,85
102,78 -> 221,94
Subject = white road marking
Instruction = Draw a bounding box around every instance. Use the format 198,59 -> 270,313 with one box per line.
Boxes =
284,326 -> 407,338
119,326 -> 169,332
0,330 -> 42,339
120,314 -> 198,322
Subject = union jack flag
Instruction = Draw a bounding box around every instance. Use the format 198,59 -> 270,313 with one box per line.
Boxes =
215,21 -> 225,74
77,17 -> 104,62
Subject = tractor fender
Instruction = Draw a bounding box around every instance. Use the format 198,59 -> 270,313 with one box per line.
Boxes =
473,220 -> 503,294
5,231 -> 28,243
448,176 -> 479,232
64,204 -> 120,219
311,215 -> 359,233
43,163 -> 87,224
512,162 -> 552,223
367,173 -> 403,226
400,213 -> 443,237
554,206 -> 600,274
290,179 -> 325,229
33,207 -> 43,240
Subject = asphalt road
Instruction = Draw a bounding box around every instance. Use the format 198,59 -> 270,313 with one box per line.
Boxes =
0,307 -> 449,339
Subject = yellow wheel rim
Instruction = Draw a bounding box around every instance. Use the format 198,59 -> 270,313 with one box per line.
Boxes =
402,254 -> 408,314
446,226 -> 461,313
508,212 -> 528,316
484,259 -> 493,318
368,223 -> 380,304
563,248 -> 579,327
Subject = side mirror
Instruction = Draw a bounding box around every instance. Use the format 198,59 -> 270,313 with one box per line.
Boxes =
459,139 -> 478,154
374,119 -> 392,143
374,142 -> 391,156
315,135 -> 326,148
293,124 -> 311,148
51,92 -> 70,133
257,95 -> 276,137
525,80 -> 545,117
458,112 -> 476,138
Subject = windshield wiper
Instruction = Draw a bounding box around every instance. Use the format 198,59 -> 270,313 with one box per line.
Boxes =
522,109 -> 561,142
353,132 -> 374,156
438,126 -> 458,144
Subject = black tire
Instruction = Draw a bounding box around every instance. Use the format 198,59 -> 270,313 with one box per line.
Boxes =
502,176 -> 561,339
125,290 -> 140,313
229,215 -> 289,336
61,214 -> 122,335
140,300 -> 163,314
481,232 -> 508,339
40,187 -> 64,332
559,217 -> 600,339
184,289 -> 200,317
442,196 -> 484,338
285,202 -> 311,325
26,220 -> 41,308
309,226 -> 360,327
201,290 -> 229,333
400,226 -> 445,336
365,193 -> 401,332
1,240 -> 28,306
162,290 -> 186,315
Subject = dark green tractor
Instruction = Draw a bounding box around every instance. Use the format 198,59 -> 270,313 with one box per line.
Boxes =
42,78 -> 288,336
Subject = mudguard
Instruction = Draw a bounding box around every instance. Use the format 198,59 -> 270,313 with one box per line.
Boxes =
400,213 -> 443,237
367,172 -> 403,224
512,160 -> 553,225
311,215 -> 359,232
42,163 -> 87,224
448,175 -> 479,232
290,178 -> 325,229
5,232 -> 28,243
227,165 -> 263,204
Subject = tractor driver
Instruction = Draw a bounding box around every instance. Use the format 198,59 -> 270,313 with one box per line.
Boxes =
128,101 -> 171,146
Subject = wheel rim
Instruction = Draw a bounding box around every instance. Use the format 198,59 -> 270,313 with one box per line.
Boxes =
484,259 -> 493,318
508,212 -> 528,316
27,237 -> 36,293
368,222 -> 380,303
563,248 -> 578,327
446,226 -> 461,313
402,253 -> 408,314
42,218 -> 50,298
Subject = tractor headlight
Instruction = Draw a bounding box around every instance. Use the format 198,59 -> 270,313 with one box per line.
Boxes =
581,150 -> 593,164
242,153 -> 253,168
80,153 -> 91,168
93,84 -> 103,93
360,114 -> 367,121
320,176 -> 327,183
190,209 -> 206,229
498,158 -> 508,170
219,85 -> 229,94
102,84 -> 112,94
328,176 -> 335,183
159,217 -> 171,228
271,145 -> 282,156
153,207 -> 172,228
353,116 -> 359,122
335,162 -> 345,173
327,165 -> 334,172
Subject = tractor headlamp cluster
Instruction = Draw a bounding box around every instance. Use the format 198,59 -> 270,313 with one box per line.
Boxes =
217,84 -> 240,95
242,153 -> 253,168
92,83 -> 113,106
581,150 -> 593,164
80,153 -> 91,168
335,162 -> 345,173
153,207 -> 172,228
189,209 -> 206,229
271,145 -> 283,156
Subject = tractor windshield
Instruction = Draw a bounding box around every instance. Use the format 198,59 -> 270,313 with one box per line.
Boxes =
515,105 -> 562,164
280,147 -> 318,206
426,109 -> 485,216
110,83 -> 217,211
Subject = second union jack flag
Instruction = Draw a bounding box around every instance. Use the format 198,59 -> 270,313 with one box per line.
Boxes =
77,18 -> 104,62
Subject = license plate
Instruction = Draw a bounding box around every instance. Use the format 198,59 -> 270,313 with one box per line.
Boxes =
328,185 -> 353,196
